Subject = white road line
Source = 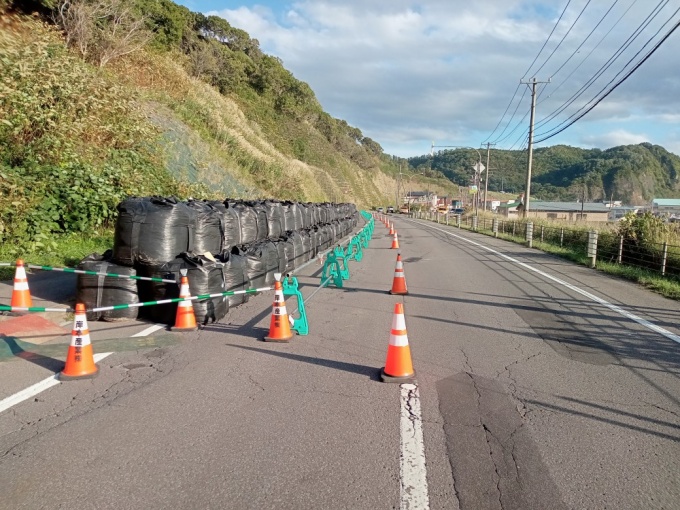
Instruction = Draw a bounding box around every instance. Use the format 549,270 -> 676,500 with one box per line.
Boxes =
400,383 -> 430,510
413,219 -> 680,345
0,352 -> 112,414
132,324 -> 165,337
0,320 -> 166,414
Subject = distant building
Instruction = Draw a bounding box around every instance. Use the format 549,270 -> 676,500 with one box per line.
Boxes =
496,200 -> 521,218
404,191 -> 437,209
514,201 -> 611,222
652,198 -> 680,216
608,206 -> 642,221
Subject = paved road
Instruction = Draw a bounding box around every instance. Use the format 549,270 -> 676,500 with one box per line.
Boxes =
1,216 -> 679,509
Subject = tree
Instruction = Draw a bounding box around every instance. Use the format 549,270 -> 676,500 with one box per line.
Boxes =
55,0 -> 151,67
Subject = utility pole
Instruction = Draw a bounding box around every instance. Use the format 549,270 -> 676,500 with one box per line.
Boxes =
521,77 -> 549,218
482,142 -> 495,211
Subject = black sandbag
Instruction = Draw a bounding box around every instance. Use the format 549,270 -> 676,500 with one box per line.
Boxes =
279,236 -> 295,274
299,203 -> 312,229
288,231 -> 305,269
306,228 -> 319,258
264,200 -> 284,239
233,202 -> 258,245
113,196 -> 196,265
137,254 -> 228,325
247,201 -> 269,241
186,200 -> 223,256
271,238 -> 289,274
76,251 -> 139,321
209,200 -> 242,249
291,203 -> 303,231
233,245 -> 266,292
218,251 -> 249,307
281,202 -> 294,232
299,230 -> 312,263
247,240 -> 279,285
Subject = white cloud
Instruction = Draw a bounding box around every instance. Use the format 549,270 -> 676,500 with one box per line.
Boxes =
580,129 -> 650,148
206,1 -> 680,157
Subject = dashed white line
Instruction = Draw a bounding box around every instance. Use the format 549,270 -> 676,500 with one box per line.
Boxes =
412,219 -> 680,345
400,383 -> 430,510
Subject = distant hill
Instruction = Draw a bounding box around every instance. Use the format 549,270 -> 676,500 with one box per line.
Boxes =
409,143 -> 680,205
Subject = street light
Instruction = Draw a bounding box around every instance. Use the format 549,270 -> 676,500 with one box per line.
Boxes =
430,142 -> 483,215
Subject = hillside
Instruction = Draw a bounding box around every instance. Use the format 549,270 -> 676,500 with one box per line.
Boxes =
0,0 -> 456,254
411,143 -> 680,205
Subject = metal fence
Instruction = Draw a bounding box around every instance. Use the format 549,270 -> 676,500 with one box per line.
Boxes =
410,211 -> 680,281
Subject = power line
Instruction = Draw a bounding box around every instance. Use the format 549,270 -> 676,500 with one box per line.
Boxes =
534,16 -> 680,143
536,0 -> 639,108
485,0 -> 573,144
532,0 -> 594,77
534,0 -> 672,134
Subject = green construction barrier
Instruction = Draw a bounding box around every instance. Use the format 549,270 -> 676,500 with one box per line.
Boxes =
346,236 -> 363,262
282,275 -> 308,336
333,246 -> 350,280
320,249 -> 346,288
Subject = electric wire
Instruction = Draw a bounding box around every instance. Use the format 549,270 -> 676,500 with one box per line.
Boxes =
484,0 -> 572,144
536,0 -> 639,108
534,0 -> 672,133
532,0 -> 593,78
535,16 -> 680,143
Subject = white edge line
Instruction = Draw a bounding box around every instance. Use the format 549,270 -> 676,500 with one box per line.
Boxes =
411,219 -> 680,345
0,352 -> 113,414
400,383 -> 430,510
132,324 -> 165,337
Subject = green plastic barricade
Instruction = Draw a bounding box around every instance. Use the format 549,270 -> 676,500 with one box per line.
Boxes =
282,275 -> 308,336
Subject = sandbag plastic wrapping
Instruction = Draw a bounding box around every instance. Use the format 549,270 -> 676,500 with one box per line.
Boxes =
233,202 -> 258,245
246,201 -> 269,241
271,239 -> 288,274
299,203 -> 312,229
299,230 -> 312,263
287,231 -> 305,269
306,229 -> 319,259
246,240 -> 280,285
264,200 -> 284,239
209,200 -> 242,249
186,200 -> 223,256
137,254 -> 228,325
231,245 -> 265,292
281,202 -> 294,233
76,251 -> 139,321
217,252 -> 250,307
280,237 -> 295,274
291,203 -> 304,231
113,196 -> 196,265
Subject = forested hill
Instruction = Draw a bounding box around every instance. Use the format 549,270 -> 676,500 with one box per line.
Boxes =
0,0 -> 455,249
410,143 -> 680,205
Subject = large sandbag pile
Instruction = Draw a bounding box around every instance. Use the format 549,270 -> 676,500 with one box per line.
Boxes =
78,197 -> 361,325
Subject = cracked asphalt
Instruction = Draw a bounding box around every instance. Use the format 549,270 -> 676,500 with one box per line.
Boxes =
1,216 -> 680,509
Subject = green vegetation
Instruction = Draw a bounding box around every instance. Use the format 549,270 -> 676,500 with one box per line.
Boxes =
412,143 -> 680,204
0,1 -> 454,269
449,211 -> 680,300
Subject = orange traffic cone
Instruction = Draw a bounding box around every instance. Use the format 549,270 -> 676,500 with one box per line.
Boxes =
11,259 -> 32,308
381,303 -> 415,383
263,280 -> 294,342
389,222 -> 394,235
391,230 -> 400,249
60,303 -> 98,380
389,253 -> 408,295
171,275 -> 198,331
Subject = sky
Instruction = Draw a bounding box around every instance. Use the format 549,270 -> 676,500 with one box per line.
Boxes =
175,1 -> 680,159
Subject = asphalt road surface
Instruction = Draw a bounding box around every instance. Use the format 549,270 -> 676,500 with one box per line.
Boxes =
1,215 -> 679,510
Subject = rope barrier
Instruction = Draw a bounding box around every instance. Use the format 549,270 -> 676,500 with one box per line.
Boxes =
27,264 -> 177,283
0,286 -> 274,314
